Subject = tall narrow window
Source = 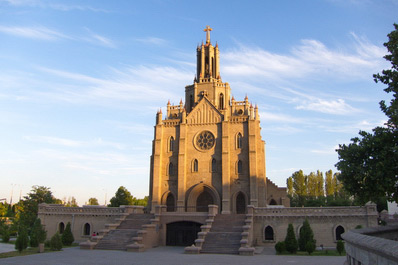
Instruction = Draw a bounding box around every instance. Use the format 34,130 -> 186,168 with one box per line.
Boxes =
59,222 -> 65,234
237,133 -> 242,149
211,158 -> 217,172
169,137 -> 174,152
264,226 -> 274,241
335,225 -> 345,241
193,159 -> 198,172
237,160 -> 243,174
84,223 -> 90,236
168,163 -> 174,176
219,93 -> 224,109
190,95 -> 193,111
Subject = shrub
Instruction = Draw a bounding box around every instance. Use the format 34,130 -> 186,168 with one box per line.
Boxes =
1,227 -> 10,243
284,224 -> 298,253
15,227 -> 29,252
275,241 -> 285,254
50,232 -> 63,251
30,218 -> 47,247
44,239 -> 51,248
305,240 -> 316,255
298,219 -> 316,251
336,240 -> 345,255
61,222 -> 74,246
355,225 -> 363,229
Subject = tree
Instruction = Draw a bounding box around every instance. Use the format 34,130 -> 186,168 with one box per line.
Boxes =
298,219 -> 316,252
108,186 -> 134,207
336,24 -> 398,203
275,241 -> 285,254
88,198 -> 99,205
325,170 -> 334,197
15,186 -> 57,230
286,177 -> 294,196
61,222 -> 74,246
15,227 -> 29,252
65,197 -> 78,207
284,223 -> 298,254
50,232 -> 63,251
336,240 -> 345,255
30,218 -> 47,247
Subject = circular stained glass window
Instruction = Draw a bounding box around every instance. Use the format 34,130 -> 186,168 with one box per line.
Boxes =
196,131 -> 215,150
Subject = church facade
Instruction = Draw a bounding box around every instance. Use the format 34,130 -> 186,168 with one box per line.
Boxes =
148,25 -> 289,215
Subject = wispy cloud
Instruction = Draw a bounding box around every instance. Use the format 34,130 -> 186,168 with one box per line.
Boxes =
311,145 -> 340,155
134,37 -> 167,46
296,98 -> 357,115
83,28 -> 116,48
0,25 -> 69,40
1,0 -> 109,12
23,136 -> 125,149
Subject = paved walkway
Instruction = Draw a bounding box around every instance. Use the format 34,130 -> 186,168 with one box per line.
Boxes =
0,243 -> 15,254
0,244 -> 346,265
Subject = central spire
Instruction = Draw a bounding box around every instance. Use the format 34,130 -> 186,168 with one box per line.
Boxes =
204,25 -> 212,44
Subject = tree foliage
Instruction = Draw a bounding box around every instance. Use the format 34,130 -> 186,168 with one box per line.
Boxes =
109,186 -> 134,207
275,241 -> 285,254
336,240 -> 345,255
298,219 -> 316,252
30,218 -> 47,247
336,24 -> 398,203
15,227 -> 29,252
50,232 -> 63,251
88,198 -> 99,205
284,223 -> 298,254
61,222 -> 74,246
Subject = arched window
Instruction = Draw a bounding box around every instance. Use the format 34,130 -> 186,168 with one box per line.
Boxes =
335,225 -> 345,241
166,193 -> 175,212
219,93 -> 224,109
59,222 -> 65,234
264,226 -> 274,241
237,160 -> 243,174
84,223 -> 90,236
169,137 -> 174,152
269,199 -> 277,205
211,158 -> 216,172
168,163 -> 174,176
192,159 -> 198,172
237,133 -> 242,149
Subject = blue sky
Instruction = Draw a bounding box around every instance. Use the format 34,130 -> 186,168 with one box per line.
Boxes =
0,0 -> 397,205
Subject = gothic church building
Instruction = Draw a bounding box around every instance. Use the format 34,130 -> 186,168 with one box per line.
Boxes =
148,26 -> 289,214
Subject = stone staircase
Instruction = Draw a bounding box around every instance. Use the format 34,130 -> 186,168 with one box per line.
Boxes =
95,213 -> 154,250
200,214 -> 246,254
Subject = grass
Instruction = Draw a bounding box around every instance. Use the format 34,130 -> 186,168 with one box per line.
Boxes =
277,249 -> 346,256
0,243 -> 79,259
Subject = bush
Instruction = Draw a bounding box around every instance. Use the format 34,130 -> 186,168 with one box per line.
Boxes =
1,227 -> 10,243
306,240 -> 316,255
284,224 -> 298,254
15,227 -> 29,252
275,241 -> 285,254
355,225 -> 363,229
30,218 -> 47,247
44,239 -> 51,248
61,222 -> 74,246
336,240 -> 345,255
298,219 -> 316,251
50,232 -> 63,251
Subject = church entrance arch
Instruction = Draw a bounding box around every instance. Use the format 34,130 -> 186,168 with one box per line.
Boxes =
236,192 -> 246,214
166,221 -> 202,246
186,183 -> 220,212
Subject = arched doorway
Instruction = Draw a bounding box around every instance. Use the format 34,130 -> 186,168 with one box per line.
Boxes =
264,226 -> 274,241
335,225 -> 345,241
236,192 -> 246,214
166,221 -> 202,246
166,193 -> 175,212
196,190 -> 214,212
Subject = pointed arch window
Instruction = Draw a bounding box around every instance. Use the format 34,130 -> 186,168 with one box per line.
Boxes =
192,159 -> 198,172
264,226 -> 274,241
84,223 -> 91,236
169,136 -> 174,152
219,93 -> 224,110
237,133 -> 242,149
168,162 -> 174,176
237,160 -> 243,174
59,222 -> 65,234
211,158 -> 217,172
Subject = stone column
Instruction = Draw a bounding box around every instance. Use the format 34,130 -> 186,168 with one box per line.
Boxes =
221,121 -> 231,214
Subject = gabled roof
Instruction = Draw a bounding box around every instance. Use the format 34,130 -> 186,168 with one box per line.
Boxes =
186,96 -> 223,125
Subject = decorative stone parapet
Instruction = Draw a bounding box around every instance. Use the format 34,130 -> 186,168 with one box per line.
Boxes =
239,205 -> 255,256
343,225 -> 398,265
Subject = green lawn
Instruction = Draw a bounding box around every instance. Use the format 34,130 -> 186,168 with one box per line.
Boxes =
0,243 -> 79,259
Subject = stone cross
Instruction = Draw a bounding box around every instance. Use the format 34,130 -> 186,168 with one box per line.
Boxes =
204,25 -> 212,43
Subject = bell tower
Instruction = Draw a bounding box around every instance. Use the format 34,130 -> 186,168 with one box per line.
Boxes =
185,26 -> 230,113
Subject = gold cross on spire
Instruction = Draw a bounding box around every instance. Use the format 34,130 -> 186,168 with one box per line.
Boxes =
204,25 -> 212,44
